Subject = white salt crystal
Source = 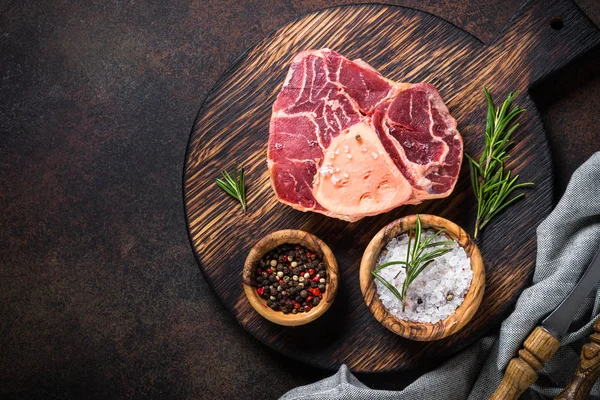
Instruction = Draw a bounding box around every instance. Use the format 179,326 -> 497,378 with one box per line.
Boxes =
319,164 -> 334,176
374,230 -> 472,323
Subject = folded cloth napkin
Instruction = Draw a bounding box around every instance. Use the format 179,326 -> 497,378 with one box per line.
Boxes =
281,152 -> 600,400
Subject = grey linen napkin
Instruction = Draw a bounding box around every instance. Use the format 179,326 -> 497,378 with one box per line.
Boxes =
280,152 -> 600,400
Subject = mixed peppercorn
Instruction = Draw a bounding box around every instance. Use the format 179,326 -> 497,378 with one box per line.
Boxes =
255,244 -> 327,314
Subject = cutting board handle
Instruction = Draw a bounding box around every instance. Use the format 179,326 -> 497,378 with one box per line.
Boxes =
492,0 -> 600,87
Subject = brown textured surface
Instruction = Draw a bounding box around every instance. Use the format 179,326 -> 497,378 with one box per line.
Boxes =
183,0 -> 599,372
1,0 -> 600,398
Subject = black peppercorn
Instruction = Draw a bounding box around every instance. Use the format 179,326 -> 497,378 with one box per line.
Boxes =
255,243 -> 325,315
318,284 -> 326,292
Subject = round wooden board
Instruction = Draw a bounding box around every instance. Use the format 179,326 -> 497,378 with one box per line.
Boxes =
184,1 -> 598,372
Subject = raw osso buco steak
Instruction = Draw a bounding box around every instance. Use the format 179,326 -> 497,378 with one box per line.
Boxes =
268,49 -> 463,222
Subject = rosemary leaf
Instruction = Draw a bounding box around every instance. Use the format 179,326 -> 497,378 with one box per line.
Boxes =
468,88 -> 534,239
373,260 -> 407,273
216,164 -> 247,212
372,271 -> 402,300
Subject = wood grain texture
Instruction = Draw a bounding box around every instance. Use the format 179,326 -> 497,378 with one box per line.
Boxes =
242,230 -> 339,326
489,326 -> 561,400
359,214 -> 485,341
556,318 -> 600,400
184,0 -> 600,371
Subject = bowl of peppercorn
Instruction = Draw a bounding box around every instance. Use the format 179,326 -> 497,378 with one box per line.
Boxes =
242,229 -> 339,326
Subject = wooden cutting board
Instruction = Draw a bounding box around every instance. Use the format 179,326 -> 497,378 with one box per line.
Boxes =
184,0 -> 600,372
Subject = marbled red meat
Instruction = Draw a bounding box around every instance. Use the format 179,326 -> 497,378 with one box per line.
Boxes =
268,49 -> 463,222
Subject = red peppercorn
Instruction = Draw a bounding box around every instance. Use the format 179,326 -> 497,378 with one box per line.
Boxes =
307,295 -> 313,302
257,268 -> 263,274
283,255 -> 288,261
308,268 -> 315,275
311,288 -> 321,297
266,268 -> 272,274
293,301 -> 300,309
311,275 -> 320,282
257,287 -> 265,296
310,254 -> 316,259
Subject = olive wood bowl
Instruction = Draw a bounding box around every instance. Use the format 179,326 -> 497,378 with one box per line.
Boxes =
360,214 -> 485,341
242,229 -> 339,326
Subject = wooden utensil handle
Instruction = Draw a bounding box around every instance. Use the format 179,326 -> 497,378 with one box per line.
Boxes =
555,318 -> 600,400
489,326 -> 560,400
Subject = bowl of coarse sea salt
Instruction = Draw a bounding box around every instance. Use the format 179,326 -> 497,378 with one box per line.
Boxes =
360,214 -> 485,341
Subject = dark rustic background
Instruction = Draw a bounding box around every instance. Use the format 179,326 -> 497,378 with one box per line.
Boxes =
1,0 -> 599,398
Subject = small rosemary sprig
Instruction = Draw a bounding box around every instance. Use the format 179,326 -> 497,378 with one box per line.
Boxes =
372,215 -> 454,311
215,164 -> 247,212
466,88 -> 534,239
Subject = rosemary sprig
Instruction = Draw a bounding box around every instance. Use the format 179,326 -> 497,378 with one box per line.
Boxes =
215,164 -> 247,212
466,88 -> 534,239
372,215 -> 454,311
